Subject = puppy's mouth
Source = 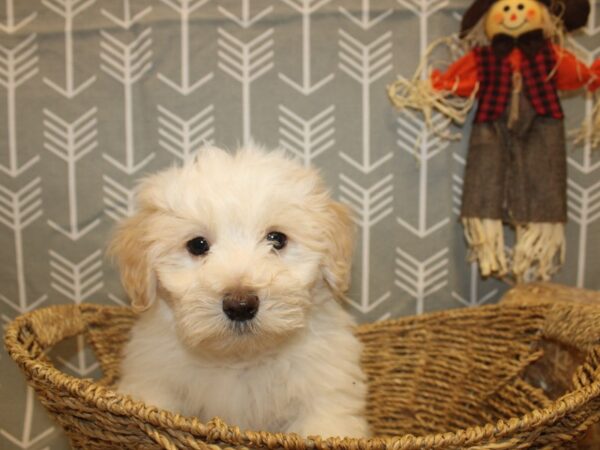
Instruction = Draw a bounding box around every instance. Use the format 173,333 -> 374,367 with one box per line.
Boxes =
228,319 -> 258,336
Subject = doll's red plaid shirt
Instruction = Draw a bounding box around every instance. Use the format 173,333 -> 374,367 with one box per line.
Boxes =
473,42 -> 564,123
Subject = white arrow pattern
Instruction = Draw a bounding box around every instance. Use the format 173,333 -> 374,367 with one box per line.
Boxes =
339,0 -> 393,30
49,250 -> 103,304
158,104 -> 215,161
103,176 -> 135,222
0,387 -> 54,449
0,0 -> 37,33
396,110 -> 450,237
279,0 -> 334,95
568,93 -> 600,175
452,262 -> 499,307
452,152 -> 465,216
395,0 -> 451,239
338,29 -> 393,173
397,0 -> 448,22
42,0 -> 97,98
157,0 -> 213,94
218,28 -> 274,145
563,37 -> 600,175
44,107 -> 100,240
278,105 -> 335,166
0,34 -> 39,177
567,179 -> 600,287
218,0 -> 273,29
100,27 -> 155,174
101,0 -> 152,29
340,174 -> 393,314
583,0 -> 600,36
0,179 -> 47,318
395,247 -> 449,315
49,250 -> 103,376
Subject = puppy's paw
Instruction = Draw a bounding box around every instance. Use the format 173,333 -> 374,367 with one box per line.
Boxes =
116,379 -> 182,414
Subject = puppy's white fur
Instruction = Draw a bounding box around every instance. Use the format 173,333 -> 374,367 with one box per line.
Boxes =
110,146 -> 369,438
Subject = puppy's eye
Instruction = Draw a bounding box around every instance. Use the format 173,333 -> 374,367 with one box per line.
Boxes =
186,236 -> 210,256
266,231 -> 287,250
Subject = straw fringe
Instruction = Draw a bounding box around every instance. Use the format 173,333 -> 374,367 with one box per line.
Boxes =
4,298 -> 600,449
461,219 -> 565,282
462,217 -> 508,277
513,223 -> 566,282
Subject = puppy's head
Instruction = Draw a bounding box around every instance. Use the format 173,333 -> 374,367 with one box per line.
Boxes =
109,146 -> 354,355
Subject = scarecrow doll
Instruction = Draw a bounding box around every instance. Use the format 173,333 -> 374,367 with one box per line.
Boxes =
389,0 -> 600,281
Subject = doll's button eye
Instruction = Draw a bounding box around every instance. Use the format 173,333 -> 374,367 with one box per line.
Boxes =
503,5 -> 510,11
517,3 -> 524,9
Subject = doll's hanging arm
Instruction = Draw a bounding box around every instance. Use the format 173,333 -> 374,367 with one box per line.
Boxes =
552,45 -> 594,91
387,38 -> 479,136
558,48 -> 600,149
430,51 -> 478,97
576,59 -> 600,149
589,59 -> 600,92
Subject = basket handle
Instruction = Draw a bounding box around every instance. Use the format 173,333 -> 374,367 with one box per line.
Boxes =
7,305 -> 86,360
502,283 -> 600,350
541,302 -> 600,351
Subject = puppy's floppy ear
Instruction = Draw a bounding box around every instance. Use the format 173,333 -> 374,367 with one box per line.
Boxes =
321,200 -> 355,298
108,211 -> 157,312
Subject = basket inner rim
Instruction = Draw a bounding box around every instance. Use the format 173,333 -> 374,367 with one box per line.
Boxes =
5,302 -> 600,448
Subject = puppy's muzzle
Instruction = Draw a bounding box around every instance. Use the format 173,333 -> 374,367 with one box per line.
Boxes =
222,292 -> 259,322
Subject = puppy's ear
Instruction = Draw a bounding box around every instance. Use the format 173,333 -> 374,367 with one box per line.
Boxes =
108,211 -> 157,312
321,201 -> 355,298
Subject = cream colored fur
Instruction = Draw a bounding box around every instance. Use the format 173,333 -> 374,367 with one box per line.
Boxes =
109,145 -> 369,438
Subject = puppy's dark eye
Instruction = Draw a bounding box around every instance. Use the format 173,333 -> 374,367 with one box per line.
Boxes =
266,231 -> 287,250
186,236 -> 210,256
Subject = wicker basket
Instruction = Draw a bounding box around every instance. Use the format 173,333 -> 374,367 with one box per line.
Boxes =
5,294 -> 600,449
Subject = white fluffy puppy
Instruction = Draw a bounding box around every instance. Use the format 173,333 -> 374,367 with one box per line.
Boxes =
110,145 -> 369,438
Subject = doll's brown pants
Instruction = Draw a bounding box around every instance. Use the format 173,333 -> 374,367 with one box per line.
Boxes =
460,96 -> 567,224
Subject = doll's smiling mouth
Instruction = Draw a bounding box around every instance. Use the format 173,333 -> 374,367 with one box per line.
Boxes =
501,19 -> 527,29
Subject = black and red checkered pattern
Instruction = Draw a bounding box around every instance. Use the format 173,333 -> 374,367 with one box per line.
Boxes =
473,42 -> 563,123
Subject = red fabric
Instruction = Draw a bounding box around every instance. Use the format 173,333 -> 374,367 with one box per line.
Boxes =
431,52 -> 478,97
588,58 -> 600,91
552,46 -> 594,91
473,46 -> 515,122
521,44 -> 564,120
431,45 -> 595,96
473,42 -> 563,122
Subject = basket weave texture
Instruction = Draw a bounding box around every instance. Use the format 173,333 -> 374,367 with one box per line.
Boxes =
4,295 -> 600,449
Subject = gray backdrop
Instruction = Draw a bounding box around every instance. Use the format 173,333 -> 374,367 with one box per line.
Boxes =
1,0 -> 599,448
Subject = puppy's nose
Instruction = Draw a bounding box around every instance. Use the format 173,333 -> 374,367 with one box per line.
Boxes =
222,292 -> 259,322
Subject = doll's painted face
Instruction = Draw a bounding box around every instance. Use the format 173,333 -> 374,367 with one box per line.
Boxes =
485,0 -> 545,38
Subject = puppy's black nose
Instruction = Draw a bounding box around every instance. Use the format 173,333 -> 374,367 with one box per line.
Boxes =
222,292 -> 259,322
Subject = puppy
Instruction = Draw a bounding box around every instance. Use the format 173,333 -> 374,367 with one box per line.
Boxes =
109,145 -> 370,438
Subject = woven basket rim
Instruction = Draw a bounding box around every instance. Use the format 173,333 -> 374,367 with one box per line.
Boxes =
5,302 -> 600,449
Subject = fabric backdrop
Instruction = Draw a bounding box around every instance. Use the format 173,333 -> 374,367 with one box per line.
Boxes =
1,0 -> 599,448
